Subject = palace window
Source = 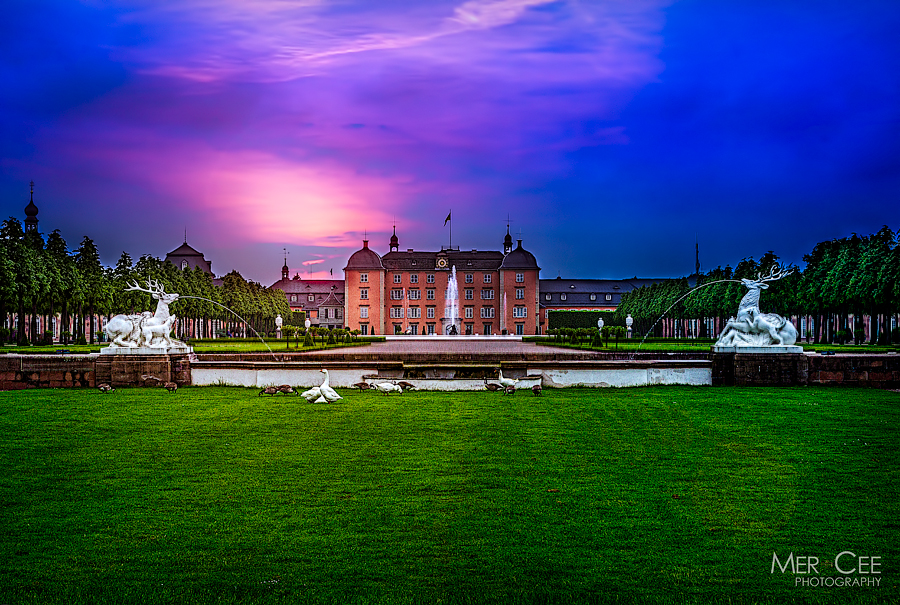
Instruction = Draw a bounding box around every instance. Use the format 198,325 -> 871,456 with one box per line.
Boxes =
515,323 -> 524,335
465,274 -> 473,283
291,295 -> 297,302
465,289 -> 474,300
606,294 -> 612,301
410,274 -> 419,284
408,289 -> 421,300
393,274 -> 402,284
545,294 -> 551,301
360,324 -> 368,335
308,295 -> 315,302
483,323 -> 492,335
391,289 -> 404,300
360,288 -> 368,300
321,308 -> 329,319
560,294 -> 567,301
426,307 -> 435,319
516,273 -> 524,283
481,289 -> 494,300
590,294 -> 596,301
513,306 -> 527,318
515,289 -> 524,300
426,323 -> 435,334
481,306 -> 495,318
408,324 -> 418,335
465,306 -> 474,319
360,273 -> 368,283
427,274 -> 435,284
483,273 -> 492,283
390,307 -> 404,318
426,289 -> 435,300
181,260 -> 189,270
409,307 -> 421,319
337,308 -> 343,319
360,306 -> 369,319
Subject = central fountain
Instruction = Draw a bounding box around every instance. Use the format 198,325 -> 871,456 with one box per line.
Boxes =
440,265 -> 461,335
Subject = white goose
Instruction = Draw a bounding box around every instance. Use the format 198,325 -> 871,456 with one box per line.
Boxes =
300,386 -> 322,402
498,369 -> 518,390
318,369 -> 343,403
374,381 -> 402,395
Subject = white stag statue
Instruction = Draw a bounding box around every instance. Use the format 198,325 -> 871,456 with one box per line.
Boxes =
105,280 -> 186,349
715,265 -> 798,347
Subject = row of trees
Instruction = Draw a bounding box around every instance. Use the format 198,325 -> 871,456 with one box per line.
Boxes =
616,227 -> 900,344
0,218 -> 291,345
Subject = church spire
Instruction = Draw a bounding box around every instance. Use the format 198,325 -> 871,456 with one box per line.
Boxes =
24,180 -> 39,233
389,224 -> 399,252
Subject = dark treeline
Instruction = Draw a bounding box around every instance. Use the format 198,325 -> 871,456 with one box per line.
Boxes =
0,218 -> 290,345
617,227 -> 900,344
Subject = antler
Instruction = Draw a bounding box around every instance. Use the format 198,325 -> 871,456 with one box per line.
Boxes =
124,279 -> 166,295
756,264 -> 795,283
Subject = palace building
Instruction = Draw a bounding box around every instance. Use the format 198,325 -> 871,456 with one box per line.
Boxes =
342,227 -> 541,335
270,226 -> 667,335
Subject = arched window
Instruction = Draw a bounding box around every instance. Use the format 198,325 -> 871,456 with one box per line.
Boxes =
181,260 -> 188,270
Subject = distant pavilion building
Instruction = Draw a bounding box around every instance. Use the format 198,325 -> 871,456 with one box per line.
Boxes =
165,239 -> 223,286
269,259 -> 345,329
538,277 -> 668,325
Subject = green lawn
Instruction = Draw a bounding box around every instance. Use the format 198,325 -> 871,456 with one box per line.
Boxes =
1,386 -> 897,604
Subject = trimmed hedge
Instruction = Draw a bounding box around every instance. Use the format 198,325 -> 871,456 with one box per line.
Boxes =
547,310 -> 621,329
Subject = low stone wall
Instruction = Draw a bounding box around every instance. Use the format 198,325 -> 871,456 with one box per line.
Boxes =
2,351 -> 897,391
711,352 -> 900,388
807,354 -> 900,388
0,353 -> 193,390
0,354 -> 97,390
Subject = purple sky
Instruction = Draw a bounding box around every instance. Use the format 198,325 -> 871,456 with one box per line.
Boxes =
2,0 -> 898,284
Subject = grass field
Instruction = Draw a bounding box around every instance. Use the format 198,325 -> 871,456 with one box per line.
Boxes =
1,386 -> 898,604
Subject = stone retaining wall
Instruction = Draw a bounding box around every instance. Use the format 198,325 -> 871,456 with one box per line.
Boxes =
711,353 -> 899,388
2,352 -> 898,390
0,355 -> 97,390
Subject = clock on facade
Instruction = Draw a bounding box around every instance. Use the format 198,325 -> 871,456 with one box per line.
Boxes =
436,257 -> 448,269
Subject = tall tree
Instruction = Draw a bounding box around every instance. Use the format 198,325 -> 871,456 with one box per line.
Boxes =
74,236 -> 104,343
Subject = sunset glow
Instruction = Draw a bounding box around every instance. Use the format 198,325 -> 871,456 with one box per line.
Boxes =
2,1 -> 898,282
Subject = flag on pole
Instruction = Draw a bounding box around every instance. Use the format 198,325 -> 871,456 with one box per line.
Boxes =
444,212 -> 451,226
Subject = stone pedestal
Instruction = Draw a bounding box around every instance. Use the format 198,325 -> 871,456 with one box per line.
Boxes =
711,347 -> 808,386
95,352 -> 193,387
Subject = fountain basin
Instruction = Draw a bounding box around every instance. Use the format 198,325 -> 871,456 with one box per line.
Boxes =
101,345 -> 193,355
711,345 -> 803,354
